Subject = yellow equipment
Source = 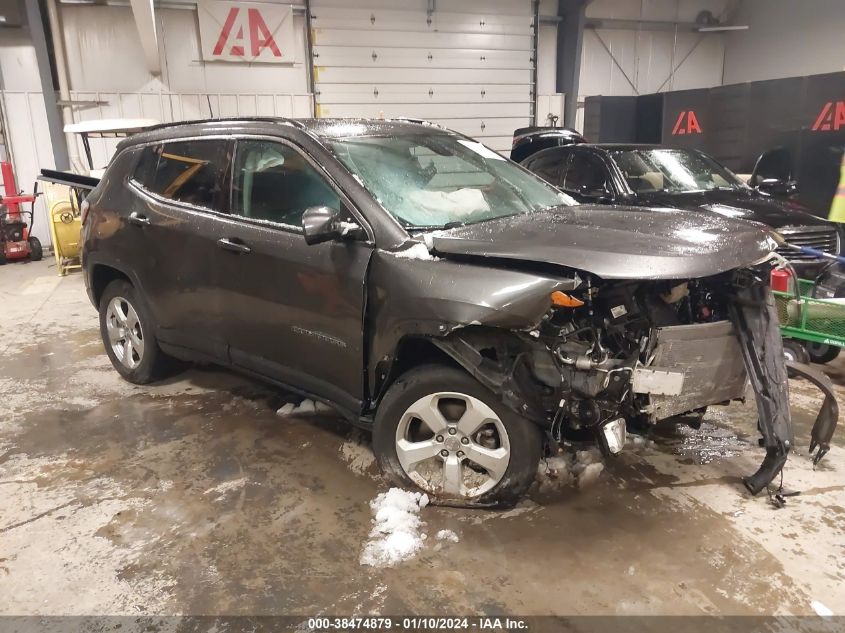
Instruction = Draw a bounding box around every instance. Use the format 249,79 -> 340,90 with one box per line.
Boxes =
829,153 -> 845,223
42,182 -> 82,276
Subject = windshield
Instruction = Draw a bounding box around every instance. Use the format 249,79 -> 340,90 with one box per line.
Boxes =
609,148 -> 745,194
327,133 -> 573,228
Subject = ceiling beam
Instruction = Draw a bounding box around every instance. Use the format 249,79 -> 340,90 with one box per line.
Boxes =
129,0 -> 160,75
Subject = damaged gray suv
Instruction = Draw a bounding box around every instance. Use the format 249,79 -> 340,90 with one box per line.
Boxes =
81,118 -> 837,508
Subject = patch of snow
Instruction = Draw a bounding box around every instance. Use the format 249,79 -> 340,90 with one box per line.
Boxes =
435,529 -> 459,543
536,455 -> 574,492
496,498 -> 540,519
627,434 -> 648,447
276,399 -> 335,417
391,243 -> 438,261
812,600 -> 833,617
536,448 -> 606,493
276,402 -> 296,416
339,430 -> 377,477
578,462 -> 605,489
338,220 -> 361,236
421,231 -> 445,250
360,488 -> 429,568
204,477 -> 247,497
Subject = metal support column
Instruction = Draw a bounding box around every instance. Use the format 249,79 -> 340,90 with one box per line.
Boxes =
556,0 -> 588,128
23,0 -> 69,170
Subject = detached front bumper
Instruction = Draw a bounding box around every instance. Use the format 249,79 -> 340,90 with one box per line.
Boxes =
635,269 -> 837,495
730,273 -> 795,494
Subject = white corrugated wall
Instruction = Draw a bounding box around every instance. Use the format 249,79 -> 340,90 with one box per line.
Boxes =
58,4 -> 312,171
310,0 -> 536,153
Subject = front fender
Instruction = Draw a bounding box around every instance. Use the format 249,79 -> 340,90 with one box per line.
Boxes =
366,251 -> 577,403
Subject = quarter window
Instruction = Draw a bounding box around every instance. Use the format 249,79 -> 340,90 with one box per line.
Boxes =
232,140 -> 340,227
134,140 -> 229,211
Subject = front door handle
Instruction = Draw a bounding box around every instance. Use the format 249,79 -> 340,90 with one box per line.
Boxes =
128,212 -> 150,226
217,237 -> 251,254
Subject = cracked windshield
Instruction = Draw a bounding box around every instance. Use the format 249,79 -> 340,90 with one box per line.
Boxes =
329,134 -> 573,228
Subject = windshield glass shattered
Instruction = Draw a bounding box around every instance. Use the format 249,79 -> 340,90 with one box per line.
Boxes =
610,148 -> 745,194
327,133 -> 574,228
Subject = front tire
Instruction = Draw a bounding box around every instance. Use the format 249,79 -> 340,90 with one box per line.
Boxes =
373,364 -> 542,508
99,279 -> 175,384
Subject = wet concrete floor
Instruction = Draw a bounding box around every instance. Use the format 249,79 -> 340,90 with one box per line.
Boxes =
1,260 -> 843,617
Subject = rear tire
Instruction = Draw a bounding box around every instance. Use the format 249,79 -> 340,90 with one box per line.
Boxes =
805,342 -> 840,364
28,236 -> 42,261
99,279 -> 178,384
373,364 -> 542,508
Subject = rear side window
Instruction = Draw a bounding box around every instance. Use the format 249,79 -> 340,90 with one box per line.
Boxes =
526,152 -> 567,185
133,140 -> 229,211
231,139 -> 339,227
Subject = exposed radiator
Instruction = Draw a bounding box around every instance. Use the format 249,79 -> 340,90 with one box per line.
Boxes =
638,320 -> 748,421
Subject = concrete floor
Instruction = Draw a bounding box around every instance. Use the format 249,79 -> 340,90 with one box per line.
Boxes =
1,259 -> 843,618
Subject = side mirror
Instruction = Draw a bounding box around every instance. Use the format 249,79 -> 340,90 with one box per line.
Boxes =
302,206 -> 342,245
756,178 -> 798,198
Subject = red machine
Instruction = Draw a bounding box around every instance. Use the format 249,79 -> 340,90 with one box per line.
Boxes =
0,161 -> 42,264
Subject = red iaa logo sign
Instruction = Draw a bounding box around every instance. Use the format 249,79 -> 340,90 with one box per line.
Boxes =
811,101 -> 845,132
198,0 -> 294,63
671,110 -> 702,135
213,7 -> 281,57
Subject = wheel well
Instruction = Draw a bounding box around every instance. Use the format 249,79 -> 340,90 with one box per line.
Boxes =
90,265 -> 131,307
375,337 -> 460,402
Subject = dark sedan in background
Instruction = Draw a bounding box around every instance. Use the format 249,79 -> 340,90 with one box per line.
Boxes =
521,144 -> 842,281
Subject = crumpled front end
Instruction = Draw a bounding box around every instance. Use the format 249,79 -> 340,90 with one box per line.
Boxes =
428,262 -> 834,494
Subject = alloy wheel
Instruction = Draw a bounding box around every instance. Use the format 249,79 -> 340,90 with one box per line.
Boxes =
105,296 -> 145,369
395,392 -> 511,498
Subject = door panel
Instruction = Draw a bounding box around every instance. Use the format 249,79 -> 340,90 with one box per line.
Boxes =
216,138 -> 371,411
131,192 -> 228,360
216,224 -> 371,410
127,138 -> 233,360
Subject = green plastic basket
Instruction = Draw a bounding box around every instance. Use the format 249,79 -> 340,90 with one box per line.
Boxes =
773,279 -> 845,348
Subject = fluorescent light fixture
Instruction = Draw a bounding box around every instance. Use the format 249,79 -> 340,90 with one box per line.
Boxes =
697,25 -> 749,32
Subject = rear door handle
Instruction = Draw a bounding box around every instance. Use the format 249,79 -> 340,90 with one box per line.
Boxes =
216,237 -> 251,254
128,212 -> 150,226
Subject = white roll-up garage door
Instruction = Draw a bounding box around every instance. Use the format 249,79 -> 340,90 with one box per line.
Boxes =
310,0 -> 536,153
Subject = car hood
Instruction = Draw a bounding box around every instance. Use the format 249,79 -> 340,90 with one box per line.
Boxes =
636,189 -> 832,230
428,205 -> 776,280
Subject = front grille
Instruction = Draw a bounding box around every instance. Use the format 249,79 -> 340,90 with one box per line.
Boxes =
776,226 -> 840,262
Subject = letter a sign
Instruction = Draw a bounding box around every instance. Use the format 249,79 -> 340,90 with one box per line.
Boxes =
198,0 -> 294,63
671,110 -> 702,135
811,101 -> 845,132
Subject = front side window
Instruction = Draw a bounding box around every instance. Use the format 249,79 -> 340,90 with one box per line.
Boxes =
327,133 -> 573,229
135,140 -> 229,210
610,148 -> 744,194
232,140 -> 340,227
